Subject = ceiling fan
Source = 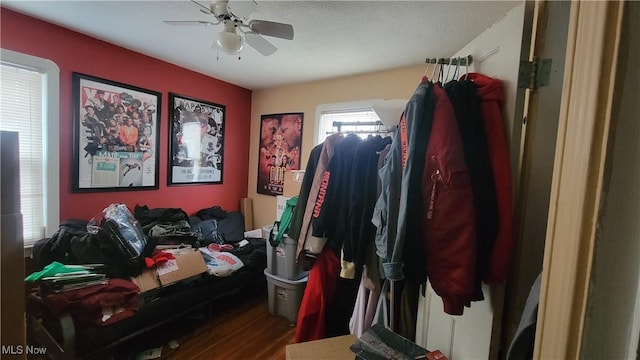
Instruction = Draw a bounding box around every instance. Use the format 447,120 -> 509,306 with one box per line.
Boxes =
165,0 -> 294,56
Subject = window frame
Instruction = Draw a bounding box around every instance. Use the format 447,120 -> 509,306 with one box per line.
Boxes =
314,99 -> 385,145
1,48 -> 60,252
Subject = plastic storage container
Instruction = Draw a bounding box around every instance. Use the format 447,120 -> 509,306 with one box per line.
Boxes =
266,235 -> 309,280
264,269 -> 308,324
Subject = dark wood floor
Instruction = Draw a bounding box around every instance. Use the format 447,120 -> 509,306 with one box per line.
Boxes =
113,290 -> 296,360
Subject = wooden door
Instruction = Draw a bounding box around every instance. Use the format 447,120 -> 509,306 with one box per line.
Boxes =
414,2 -> 571,358
1,131 -> 26,359
415,3 -> 533,358
580,4 -> 640,357
535,1 -> 626,358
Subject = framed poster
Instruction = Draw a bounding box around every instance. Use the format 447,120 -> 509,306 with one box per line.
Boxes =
168,93 -> 225,185
257,112 -> 303,196
72,73 -> 161,192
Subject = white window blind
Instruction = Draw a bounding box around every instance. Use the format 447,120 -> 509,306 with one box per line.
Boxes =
0,62 -> 46,245
318,109 -> 382,144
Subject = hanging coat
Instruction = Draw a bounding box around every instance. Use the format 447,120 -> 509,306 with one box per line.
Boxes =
372,80 -> 434,284
371,81 -> 434,327
288,143 -> 323,242
421,84 -> 476,315
445,79 -> 498,302
294,134 -> 344,264
466,73 -> 514,284
344,136 -> 392,278
294,247 -> 341,342
348,142 -> 391,335
309,134 -> 363,252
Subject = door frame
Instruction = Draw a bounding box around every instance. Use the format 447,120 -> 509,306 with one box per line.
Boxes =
535,1 -> 625,358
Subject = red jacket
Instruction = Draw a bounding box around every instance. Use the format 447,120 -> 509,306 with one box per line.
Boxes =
44,278 -> 139,327
422,84 -> 476,315
466,73 -> 514,284
295,248 -> 341,342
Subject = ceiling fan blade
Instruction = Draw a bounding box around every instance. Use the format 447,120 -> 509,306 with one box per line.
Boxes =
164,20 -> 217,26
227,0 -> 257,20
248,19 -> 294,40
191,0 -> 212,14
245,32 -> 277,56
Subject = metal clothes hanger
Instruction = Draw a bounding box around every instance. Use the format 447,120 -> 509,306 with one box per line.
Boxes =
423,61 -> 432,79
462,56 -> 470,80
452,57 -> 460,81
444,58 -> 453,83
430,62 -> 439,83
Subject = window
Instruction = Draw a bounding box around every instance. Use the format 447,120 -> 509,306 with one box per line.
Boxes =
316,100 -> 385,145
0,49 -> 59,248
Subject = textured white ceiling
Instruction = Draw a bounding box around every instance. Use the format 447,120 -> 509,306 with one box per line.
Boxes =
2,1 -> 521,90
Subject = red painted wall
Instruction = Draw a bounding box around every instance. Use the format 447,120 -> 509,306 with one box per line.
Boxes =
1,8 -> 252,220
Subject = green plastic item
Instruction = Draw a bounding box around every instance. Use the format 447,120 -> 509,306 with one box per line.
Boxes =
24,261 -> 89,282
275,196 -> 298,244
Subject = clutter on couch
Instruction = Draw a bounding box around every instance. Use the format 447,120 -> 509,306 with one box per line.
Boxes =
27,202 -> 267,360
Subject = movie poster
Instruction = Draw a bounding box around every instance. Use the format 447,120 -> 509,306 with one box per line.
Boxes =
257,113 -> 303,196
72,73 -> 160,192
168,93 -> 225,185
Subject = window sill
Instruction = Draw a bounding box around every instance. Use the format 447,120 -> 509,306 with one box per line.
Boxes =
24,244 -> 33,258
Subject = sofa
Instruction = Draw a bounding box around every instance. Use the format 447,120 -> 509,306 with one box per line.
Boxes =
26,205 -> 267,360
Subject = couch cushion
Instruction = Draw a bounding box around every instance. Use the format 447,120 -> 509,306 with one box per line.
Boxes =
216,211 -> 245,243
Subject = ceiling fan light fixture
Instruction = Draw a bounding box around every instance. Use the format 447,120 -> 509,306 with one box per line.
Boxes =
167,0 -> 293,56
216,30 -> 243,54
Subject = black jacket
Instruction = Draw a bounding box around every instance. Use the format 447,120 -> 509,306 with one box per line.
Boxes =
444,79 -> 498,302
344,136 -> 392,275
311,134 -> 363,251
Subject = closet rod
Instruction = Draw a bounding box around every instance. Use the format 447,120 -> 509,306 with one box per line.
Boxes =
332,121 -> 383,127
424,55 -> 473,66
325,130 -> 393,135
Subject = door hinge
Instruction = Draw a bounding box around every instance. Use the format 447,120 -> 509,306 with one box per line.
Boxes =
518,59 -> 552,89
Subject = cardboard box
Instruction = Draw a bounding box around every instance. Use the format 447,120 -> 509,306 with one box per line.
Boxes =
240,197 -> 253,231
285,334 -> 357,360
130,249 -> 208,292
283,170 -> 305,197
157,249 -> 207,285
130,268 -> 160,293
